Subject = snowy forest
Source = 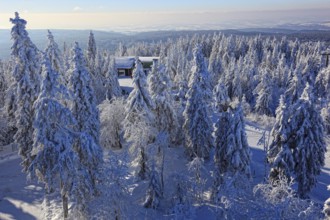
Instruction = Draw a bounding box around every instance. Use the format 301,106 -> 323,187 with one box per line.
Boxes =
0,12 -> 330,220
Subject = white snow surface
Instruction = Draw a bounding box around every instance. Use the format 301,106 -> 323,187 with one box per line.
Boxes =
119,76 -> 134,93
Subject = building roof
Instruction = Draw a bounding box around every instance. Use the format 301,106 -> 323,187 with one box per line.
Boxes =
115,56 -> 160,69
115,57 -> 135,69
139,56 -> 159,63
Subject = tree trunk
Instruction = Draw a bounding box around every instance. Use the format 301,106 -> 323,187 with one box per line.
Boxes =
62,194 -> 68,218
160,148 -> 165,197
61,182 -> 69,219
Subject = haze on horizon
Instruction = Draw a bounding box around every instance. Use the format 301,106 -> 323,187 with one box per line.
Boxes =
1,0 -> 330,31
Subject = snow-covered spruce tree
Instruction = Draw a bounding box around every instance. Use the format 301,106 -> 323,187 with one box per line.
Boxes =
208,38 -> 222,86
188,45 -> 212,100
267,95 -> 295,184
69,42 -> 100,144
315,66 -> 330,103
290,83 -> 326,198
253,68 -> 275,117
213,81 -> 230,112
87,31 -> 97,68
115,42 -> 127,57
45,30 -> 65,84
212,111 -> 231,197
222,58 -> 236,100
183,45 -> 213,160
231,60 -> 243,101
0,61 -> 17,146
68,42 -> 103,195
123,58 -> 154,139
30,55 -> 94,218
105,57 -> 122,99
86,31 -> 107,104
284,62 -> 304,106
0,61 -> 7,107
241,95 -> 251,116
148,60 -> 179,143
212,102 -> 251,200
143,164 -> 162,209
176,78 -> 188,107
10,12 -> 41,172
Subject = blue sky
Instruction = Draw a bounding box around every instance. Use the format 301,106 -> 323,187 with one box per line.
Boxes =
1,0 -> 330,30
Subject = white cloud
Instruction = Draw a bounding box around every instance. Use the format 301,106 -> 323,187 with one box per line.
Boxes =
73,6 -> 82,12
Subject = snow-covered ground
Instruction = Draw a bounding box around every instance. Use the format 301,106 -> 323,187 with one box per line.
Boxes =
1,122 -> 329,219
118,76 -> 134,94
0,155 -> 43,220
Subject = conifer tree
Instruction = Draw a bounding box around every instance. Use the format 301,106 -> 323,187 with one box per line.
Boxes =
87,31 -> 97,67
267,96 -> 295,183
285,62 -> 304,105
212,103 -> 251,200
10,12 -> 41,172
290,84 -> 326,197
254,68 -> 275,116
315,66 -> 330,103
30,55 -> 93,218
106,57 -> 122,99
45,30 -> 64,82
143,165 -> 162,209
268,84 -> 326,198
124,58 -> 154,138
183,45 -> 213,160
69,42 -> 100,144
213,81 -> 230,112
68,42 -> 103,195
214,103 -> 251,177
148,60 -> 179,143
208,37 -> 222,85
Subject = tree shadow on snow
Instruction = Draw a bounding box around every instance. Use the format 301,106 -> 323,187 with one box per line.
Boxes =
0,158 -> 43,219
0,199 -> 37,220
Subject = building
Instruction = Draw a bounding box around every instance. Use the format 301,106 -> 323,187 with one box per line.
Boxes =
115,56 -> 159,77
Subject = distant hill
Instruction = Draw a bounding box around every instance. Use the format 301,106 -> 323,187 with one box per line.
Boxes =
0,29 -> 127,59
1,28 -> 330,60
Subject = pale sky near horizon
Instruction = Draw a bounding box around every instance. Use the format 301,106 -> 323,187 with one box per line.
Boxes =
1,1 -> 330,31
